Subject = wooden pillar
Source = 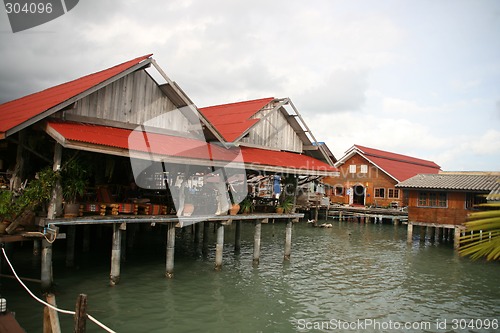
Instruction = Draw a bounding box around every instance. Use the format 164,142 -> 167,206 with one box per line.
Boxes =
437,227 -> 444,242
43,293 -> 61,333
429,227 -> 436,242
453,227 -> 461,249
10,130 -> 26,191
393,217 -> 399,225
65,226 -> 76,268
234,221 -> 241,254
202,221 -> 209,257
74,294 -> 88,333
407,222 -> 413,244
419,225 -> 426,242
33,239 -> 41,256
41,238 -> 53,292
166,223 -> 175,278
253,219 -> 262,265
47,143 -> 63,220
215,222 -> 224,271
194,222 -> 201,244
120,226 -> 127,263
284,219 -> 292,261
339,211 -> 343,221
82,225 -> 90,253
110,223 -> 121,286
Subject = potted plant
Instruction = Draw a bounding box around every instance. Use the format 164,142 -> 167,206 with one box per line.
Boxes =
239,197 -> 254,214
61,158 -> 88,217
276,196 -> 294,214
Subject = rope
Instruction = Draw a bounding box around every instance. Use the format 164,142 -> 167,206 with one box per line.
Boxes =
1,248 -> 116,333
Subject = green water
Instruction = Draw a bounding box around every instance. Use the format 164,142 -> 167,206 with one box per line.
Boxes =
2,221 -> 499,332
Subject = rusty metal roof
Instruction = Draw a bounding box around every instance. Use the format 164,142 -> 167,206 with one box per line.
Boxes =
396,173 -> 500,191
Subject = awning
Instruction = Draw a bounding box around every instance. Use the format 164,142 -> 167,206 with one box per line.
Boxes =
45,121 -> 338,177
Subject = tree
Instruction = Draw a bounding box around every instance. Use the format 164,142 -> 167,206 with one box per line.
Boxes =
459,194 -> 500,261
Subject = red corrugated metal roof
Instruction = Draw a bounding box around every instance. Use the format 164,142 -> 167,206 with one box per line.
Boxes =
198,97 -> 275,142
46,121 -> 337,174
353,144 -> 441,181
0,54 -> 152,138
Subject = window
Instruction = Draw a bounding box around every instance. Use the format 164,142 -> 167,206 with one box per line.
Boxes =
374,188 -> 385,198
360,165 -> 368,173
388,188 -> 399,199
465,192 -> 487,209
349,165 -> 356,173
335,186 -> 344,196
417,191 -> 447,208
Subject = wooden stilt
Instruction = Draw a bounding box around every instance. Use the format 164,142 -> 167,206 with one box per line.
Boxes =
429,227 -> 436,242
419,225 -> 426,242
65,226 -> 76,268
437,227 -> 444,242
194,222 -> 201,244
33,239 -> 41,256
215,222 -> 224,271
74,294 -> 88,333
202,221 -> 209,257
407,222 -> 413,244
110,223 -> 121,286
284,219 -> 292,261
166,223 -> 175,278
41,239 -> 53,293
82,225 -> 90,253
234,221 -> 241,254
253,219 -> 262,265
453,227 -> 461,249
120,226 -> 127,263
43,293 -> 61,333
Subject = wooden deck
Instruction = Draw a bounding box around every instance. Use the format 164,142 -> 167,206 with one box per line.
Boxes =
327,205 -> 408,222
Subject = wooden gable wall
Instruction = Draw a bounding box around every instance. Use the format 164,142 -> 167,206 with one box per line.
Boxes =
66,70 -> 190,132
240,103 -> 303,153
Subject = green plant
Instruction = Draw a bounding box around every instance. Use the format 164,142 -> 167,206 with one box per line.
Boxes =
239,197 -> 254,214
0,190 -> 15,221
459,195 -> 500,261
61,158 -> 88,203
15,167 -> 60,213
277,196 -> 294,213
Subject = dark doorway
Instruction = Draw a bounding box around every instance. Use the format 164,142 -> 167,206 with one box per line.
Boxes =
353,185 -> 365,205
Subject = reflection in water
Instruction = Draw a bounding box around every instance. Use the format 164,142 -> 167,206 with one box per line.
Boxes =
3,222 -> 499,332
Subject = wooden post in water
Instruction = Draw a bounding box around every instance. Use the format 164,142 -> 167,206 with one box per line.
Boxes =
74,294 -> 88,333
110,223 -> 122,286
66,226 -> 76,268
429,227 -> 436,242
166,222 -> 175,278
41,238 -> 53,293
202,221 -> 209,257
43,293 -> 61,333
253,219 -> 262,265
419,225 -> 426,242
33,239 -> 40,256
437,227 -> 443,242
194,222 -> 201,244
453,227 -> 461,249
284,219 -> 292,261
82,225 -> 90,253
215,222 -> 224,271
235,220 -> 241,254
406,222 -> 413,244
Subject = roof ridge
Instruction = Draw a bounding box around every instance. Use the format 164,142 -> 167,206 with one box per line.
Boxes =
354,144 -> 439,168
200,97 -> 274,110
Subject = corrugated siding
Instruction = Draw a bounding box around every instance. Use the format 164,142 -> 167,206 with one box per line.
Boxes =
68,70 -> 189,131
241,105 -> 302,152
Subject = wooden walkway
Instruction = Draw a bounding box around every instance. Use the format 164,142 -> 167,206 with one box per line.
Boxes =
36,213 -> 303,290
327,205 -> 408,223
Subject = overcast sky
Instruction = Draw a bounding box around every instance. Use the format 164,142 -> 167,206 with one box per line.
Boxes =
1,0 -> 499,171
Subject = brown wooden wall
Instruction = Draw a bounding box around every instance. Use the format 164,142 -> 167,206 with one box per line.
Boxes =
67,70 -> 190,131
406,190 -> 468,225
323,153 -> 403,207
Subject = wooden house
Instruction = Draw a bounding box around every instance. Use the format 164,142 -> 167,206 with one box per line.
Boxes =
396,172 -> 500,225
0,54 -> 338,216
323,145 -> 441,208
